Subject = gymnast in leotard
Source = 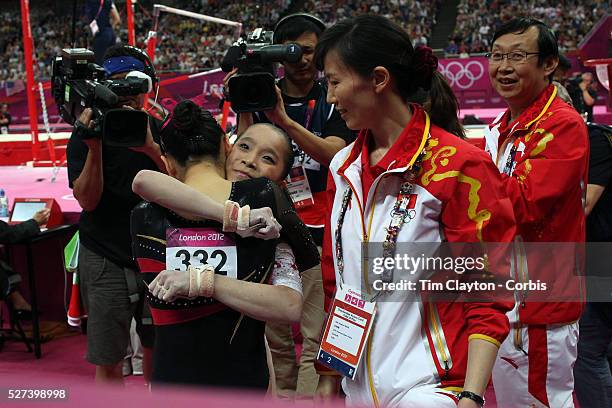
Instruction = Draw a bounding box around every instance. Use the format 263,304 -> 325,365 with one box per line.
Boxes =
130,101 -> 319,388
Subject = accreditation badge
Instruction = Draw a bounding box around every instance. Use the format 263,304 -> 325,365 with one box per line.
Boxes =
89,20 -> 99,36
285,164 -> 315,208
166,228 -> 237,279
316,285 -> 376,379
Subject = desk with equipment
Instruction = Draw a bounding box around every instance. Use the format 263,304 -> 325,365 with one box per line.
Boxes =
3,198 -> 75,358
9,198 -> 64,227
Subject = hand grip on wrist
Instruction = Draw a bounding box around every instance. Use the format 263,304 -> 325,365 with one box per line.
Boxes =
188,264 -> 215,298
223,201 -> 281,239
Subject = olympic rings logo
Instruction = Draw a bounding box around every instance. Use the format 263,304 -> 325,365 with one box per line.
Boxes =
438,60 -> 485,89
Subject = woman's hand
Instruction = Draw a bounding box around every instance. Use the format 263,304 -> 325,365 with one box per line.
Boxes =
149,269 -> 190,302
315,375 -> 341,404
263,86 -> 292,129
225,202 -> 282,239
241,207 -> 281,239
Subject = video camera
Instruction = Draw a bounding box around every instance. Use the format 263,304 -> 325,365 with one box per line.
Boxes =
51,48 -> 149,147
221,28 -> 302,113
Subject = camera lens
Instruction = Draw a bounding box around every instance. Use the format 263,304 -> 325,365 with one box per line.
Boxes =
245,83 -> 262,106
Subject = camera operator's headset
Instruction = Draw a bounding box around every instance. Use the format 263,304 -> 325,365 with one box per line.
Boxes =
105,45 -> 159,95
272,13 -> 326,44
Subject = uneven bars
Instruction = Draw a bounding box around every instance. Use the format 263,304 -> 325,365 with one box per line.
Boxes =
158,68 -> 222,87
154,4 -> 242,28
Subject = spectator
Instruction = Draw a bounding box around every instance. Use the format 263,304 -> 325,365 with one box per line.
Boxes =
449,0 -> 609,55
0,103 -> 11,134
445,38 -> 459,54
567,72 -> 598,122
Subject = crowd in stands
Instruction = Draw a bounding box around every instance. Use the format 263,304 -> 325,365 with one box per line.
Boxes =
0,0 -> 609,81
447,0 -> 609,55
0,0 -> 291,80
1,0 -> 441,81
299,0 -> 441,48
130,0 -> 290,73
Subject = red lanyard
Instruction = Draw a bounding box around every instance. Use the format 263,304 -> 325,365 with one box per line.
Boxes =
303,99 -> 316,131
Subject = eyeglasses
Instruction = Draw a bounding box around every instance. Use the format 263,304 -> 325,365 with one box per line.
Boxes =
486,51 -> 540,64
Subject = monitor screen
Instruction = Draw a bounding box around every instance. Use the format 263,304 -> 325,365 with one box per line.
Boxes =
10,201 -> 47,222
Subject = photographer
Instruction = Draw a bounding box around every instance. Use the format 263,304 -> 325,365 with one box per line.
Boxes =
66,44 -> 162,384
228,14 -> 355,399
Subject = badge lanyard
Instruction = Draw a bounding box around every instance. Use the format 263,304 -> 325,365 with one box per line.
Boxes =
316,114 -> 430,380
286,99 -> 317,208
334,114 -> 431,295
295,99 -> 317,165
89,0 -> 105,36
303,99 -> 316,132
502,138 -> 522,176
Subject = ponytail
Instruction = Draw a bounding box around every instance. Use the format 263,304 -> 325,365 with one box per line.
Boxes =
425,71 -> 465,139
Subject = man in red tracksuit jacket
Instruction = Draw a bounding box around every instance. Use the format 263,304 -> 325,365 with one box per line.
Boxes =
483,18 -> 588,407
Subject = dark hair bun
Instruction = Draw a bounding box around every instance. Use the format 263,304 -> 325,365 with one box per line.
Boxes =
161,100 -> 224,166
173,100 -> 201,132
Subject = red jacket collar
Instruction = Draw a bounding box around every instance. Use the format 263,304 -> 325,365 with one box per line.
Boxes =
494,83 -> 557,135
338,104 -> 426,175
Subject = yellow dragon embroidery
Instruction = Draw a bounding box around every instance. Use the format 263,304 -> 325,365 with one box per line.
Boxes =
421,145 -> 492,241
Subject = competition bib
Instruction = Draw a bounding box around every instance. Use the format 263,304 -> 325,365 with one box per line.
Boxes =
166,228 -> 237,279
316,286 -> 376,379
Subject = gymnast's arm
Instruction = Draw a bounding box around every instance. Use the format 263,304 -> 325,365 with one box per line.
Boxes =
132,170 -> 280,238
272,183 -> 320,272
151,243 -> 304,322
132,170 -> 224,221
212,243 -> 303,322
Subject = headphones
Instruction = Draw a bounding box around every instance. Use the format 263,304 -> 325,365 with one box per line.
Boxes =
273,13 -> 326,44
107,45 -> 158,91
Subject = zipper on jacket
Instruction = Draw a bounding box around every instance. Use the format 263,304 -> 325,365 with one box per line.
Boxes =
428,304 -> 453,379
338,174 -> 380,406
366,330 -> 380,408
513,327 -> 528,356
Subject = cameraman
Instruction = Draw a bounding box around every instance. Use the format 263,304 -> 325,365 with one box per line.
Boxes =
230,14 -> 355,399
66,44 -> 162,384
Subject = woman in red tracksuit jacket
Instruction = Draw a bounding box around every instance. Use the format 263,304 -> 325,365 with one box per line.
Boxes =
313,15 -> 517,408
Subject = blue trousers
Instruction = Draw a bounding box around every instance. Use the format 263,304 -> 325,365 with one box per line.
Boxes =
93,27 -> 116,65
574,302 -> 612,408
